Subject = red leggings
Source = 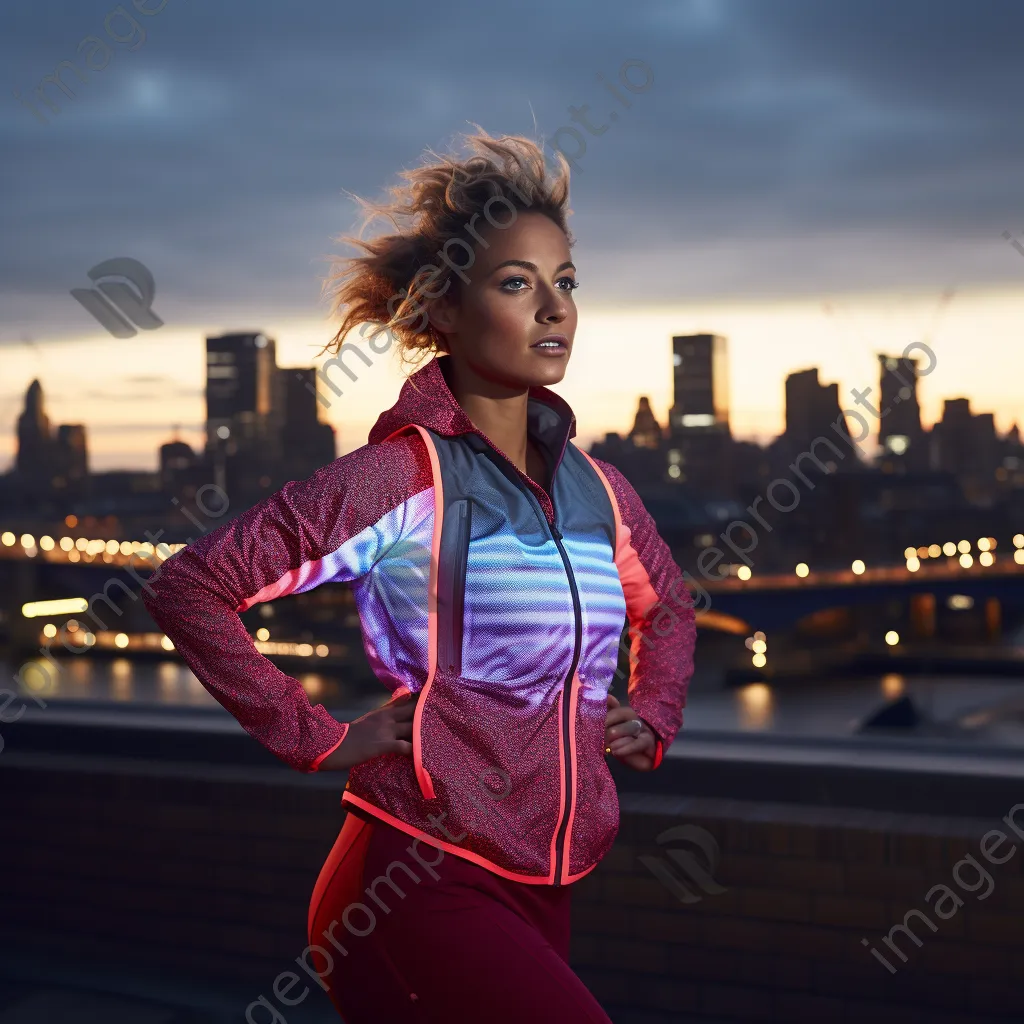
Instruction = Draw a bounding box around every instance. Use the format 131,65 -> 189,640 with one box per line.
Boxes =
306,809 -> 613,1023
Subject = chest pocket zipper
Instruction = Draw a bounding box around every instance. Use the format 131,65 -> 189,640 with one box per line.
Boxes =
439,498 -> 471,676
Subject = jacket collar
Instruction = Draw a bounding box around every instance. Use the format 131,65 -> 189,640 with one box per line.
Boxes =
368,354 -> 577,518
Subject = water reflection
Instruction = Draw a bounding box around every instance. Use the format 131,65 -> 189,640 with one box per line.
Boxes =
881,673 -> 905,700
735,682 -> 774,730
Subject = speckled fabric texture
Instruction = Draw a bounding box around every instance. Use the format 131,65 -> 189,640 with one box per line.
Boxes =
143,354 -> 695,884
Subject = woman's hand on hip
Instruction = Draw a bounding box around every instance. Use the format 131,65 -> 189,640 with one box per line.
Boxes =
603,692 -> 657,771
316,690 -> 418,772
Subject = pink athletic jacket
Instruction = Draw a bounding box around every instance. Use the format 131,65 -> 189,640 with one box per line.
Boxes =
143,354 -> 696,885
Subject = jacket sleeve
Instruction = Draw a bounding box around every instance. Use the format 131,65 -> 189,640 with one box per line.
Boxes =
141,435 -> 433,773
588,457 -> 696,767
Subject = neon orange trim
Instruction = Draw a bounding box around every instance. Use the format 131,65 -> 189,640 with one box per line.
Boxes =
381,423 -> 441,800
651,736 -> 664,769
340,792 -> 564,885
580,451 -> 660,615
557,670 -> 583,884
563,860 -> 600,884
309,722 -> 349,771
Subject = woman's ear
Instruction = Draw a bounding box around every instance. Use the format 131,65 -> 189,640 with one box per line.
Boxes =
427,296 -> 453,334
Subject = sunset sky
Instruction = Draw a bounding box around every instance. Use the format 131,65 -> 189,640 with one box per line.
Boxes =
3,0 -> 1024,471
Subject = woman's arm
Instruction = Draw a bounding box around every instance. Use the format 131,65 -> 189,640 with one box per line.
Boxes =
588,457 -> 697,768
142,435 -> 433,773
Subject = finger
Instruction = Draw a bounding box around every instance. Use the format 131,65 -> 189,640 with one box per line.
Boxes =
386,739 -> 413,756
606,692 -> 621,710
609,737 -> 641,755
604,708 -> 636,728
393,720 -> 413,739
390,698 -> 419,721
605,720 -> 641,741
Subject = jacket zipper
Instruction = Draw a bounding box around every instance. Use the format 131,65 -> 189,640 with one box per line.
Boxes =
548,518 -> 583,887
476,444 -> 582,885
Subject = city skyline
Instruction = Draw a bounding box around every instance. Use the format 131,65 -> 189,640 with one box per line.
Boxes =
1,282 -> 1020,474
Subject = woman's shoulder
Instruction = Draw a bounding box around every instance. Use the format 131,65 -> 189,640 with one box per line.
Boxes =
297,431 -> 435,503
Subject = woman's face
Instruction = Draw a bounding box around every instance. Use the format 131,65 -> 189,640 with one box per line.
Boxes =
428,209 -> 577,390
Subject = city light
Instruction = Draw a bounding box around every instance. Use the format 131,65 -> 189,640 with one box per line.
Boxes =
928,544 -> 941,558
1015,550 -> 1024,565
885,631 -> 900,646
20,534 -> 34,548
906,556 -> 920,572
959,553 -> 974,568
881,674 -> 904,699
916,546 -> 930,558
903,547 -> 916,560
315,644 -> 329,657
736,565 -> 752,581
1014,534 -> 1024,549
114,633 -> 130,648
948,594 -> 974,610
752,653 -> 767,668
943,542 -> 957,556
957,540 -> 971,554
978,537 -> 991,551
21,597 -> 89,618
851,559 -> 865,575
979,551 -> 995,567
59,536 -> 74,551
39,535 -> 54,551
42,623 -> 57,638
160,636 -> 175,651
64,514 -> 78,528
1,532 -> 13,546
752,640 -> 767,654
68,550 -> 80,563
256,627 -> 270,641
795,563 -> 809,578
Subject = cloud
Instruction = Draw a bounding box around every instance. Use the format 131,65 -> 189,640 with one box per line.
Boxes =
2,0 -> 1023,340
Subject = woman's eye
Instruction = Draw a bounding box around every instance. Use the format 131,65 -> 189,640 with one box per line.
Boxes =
559,277 -> 579,291
501,276 -> 528,291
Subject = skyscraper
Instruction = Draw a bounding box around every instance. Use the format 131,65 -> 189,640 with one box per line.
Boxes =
205,331 -> 278,448
205,332 -> 281,494
279,367 -> 337,480
877,353 -> 926,469
785,368 -> 850,455
667,334 -> 731,493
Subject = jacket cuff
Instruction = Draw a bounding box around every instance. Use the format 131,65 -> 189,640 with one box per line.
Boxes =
308,721 -> 349,772
639,716 -> 665,770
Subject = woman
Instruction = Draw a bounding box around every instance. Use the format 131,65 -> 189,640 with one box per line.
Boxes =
143,129 -> 696,1022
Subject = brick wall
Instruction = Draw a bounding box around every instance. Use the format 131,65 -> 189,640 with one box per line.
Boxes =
3,748 -> 1024,1023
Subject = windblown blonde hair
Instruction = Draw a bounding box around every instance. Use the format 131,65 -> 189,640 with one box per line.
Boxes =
320,125 -> 574,373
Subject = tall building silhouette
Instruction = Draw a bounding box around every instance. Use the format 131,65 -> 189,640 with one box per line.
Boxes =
279,367 -> 336,480
628,396 -> 662,450
205,332 -> 282,496
784,368 -> 851,458
14,379 -> 89,500
667,334 -> 731,493
877,353 -> 926,469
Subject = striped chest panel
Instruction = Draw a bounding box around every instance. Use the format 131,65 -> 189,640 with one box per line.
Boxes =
349,429 -> 627,703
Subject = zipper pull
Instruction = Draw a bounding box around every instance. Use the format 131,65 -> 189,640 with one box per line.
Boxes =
551,521 -> 563,540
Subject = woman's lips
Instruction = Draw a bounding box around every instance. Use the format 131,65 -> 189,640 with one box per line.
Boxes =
531,338 -> 569,356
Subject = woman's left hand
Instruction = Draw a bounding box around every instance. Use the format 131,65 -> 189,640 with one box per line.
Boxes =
603,692 -> 656,771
